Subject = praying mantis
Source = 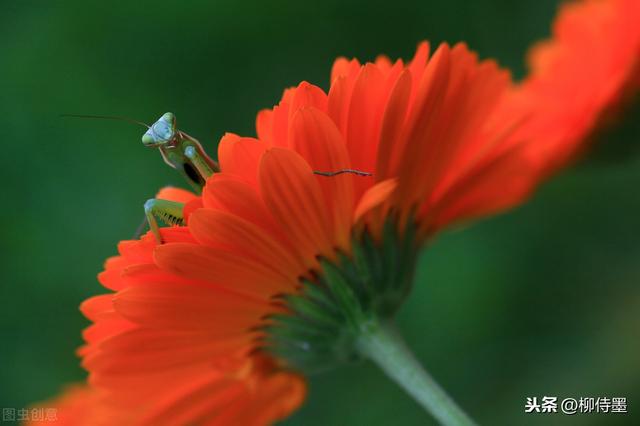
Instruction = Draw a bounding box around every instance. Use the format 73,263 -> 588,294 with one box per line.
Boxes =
138,112 -> 218,243
138,112 -> 371,243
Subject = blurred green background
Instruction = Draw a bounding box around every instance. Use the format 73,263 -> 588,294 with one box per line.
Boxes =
1,0 -> 638,425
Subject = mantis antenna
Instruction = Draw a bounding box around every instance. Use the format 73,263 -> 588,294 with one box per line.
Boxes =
60,114 -> 150,128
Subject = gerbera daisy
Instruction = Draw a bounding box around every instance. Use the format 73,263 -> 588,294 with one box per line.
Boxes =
504,0 -> 640,177
31,1 -> 640,424
53,41 -> 531,426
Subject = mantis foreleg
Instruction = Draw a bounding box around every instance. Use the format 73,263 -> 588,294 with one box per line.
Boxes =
143,198 -> 185,243
184,145 -> 216,180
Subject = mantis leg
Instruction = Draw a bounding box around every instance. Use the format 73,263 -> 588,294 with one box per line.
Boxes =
183,142 -> 370,181
313,169 -> 372,177
143,198 -> 185,243
184,145 -> 216,180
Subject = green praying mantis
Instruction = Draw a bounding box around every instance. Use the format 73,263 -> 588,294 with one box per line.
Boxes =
138,112 -> 219,243
70,112 -> 372,243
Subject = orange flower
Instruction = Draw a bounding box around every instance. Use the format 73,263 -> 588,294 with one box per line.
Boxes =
505,0 -> 640,177
38,1 -> 640,423
67,41 -> 536,425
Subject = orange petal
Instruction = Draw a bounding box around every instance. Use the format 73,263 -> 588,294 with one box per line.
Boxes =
113,281 -> 267,331
98,256 -> 133,291
270,103 -> 291,148
375,55 -> 393,73
353,178 -> 398,223
394,43 -> 451,208
345,63 -> 386,177
202,174 -> 283,237
140,375 -> 246,426
289,107 -> 355,249
327,75 -> 352,137
429,142 -> 535,232
155,187 -> 198,203
85,328 -> 250,375
289,82 -> 328,118
232,373 -> 307,426
189,208 -> 304,277
154,242 -> 298,299
331,57 -> 361,83
375,69 -> 412,179
80,295 -> 115,322
417,46 -> 511,204
81,318 -> 136,347
259,148 -> 334,263
117,235 -> 156,264
256,109 -> 274,145
182,198 -> 203,224
407,41 -> 431,95
217,133 -> 266,186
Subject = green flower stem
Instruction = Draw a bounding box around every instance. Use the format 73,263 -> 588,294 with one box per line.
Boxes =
356,319 -> 476,426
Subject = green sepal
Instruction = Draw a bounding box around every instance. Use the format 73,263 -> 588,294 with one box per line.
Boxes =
282,291 -> 342,328
262,219 -> 420,374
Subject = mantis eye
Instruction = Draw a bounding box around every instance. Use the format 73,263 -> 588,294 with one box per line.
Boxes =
142,112 -> 176,146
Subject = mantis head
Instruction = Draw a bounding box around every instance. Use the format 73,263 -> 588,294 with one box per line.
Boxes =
142,112 -> 176,147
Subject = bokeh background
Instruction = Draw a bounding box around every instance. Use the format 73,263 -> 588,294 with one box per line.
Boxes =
1,1 -> 638,425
